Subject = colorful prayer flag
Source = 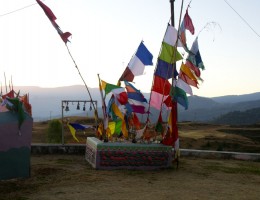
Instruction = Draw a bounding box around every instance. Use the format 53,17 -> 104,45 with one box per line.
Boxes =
124,81 -> 148,114
101,80 -> 121,95
124,81 -> 147,102
111,88 -> 128,105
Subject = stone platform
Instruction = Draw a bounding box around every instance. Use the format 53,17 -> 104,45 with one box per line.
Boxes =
85,137 -> 173,170
0,112 -> 33,180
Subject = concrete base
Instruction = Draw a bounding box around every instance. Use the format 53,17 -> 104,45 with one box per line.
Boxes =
85,137 -> 173,170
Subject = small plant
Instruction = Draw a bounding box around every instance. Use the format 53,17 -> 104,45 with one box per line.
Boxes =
216,143 -> 224,151
47,119 -> 62,143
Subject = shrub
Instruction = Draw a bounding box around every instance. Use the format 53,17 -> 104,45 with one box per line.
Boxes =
47,119 -> 62,143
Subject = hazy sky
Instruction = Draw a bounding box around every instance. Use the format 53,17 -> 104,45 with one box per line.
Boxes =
0,0 -> 259,98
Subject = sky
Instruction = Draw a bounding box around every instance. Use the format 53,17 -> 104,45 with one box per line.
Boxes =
0,0 -> 260,98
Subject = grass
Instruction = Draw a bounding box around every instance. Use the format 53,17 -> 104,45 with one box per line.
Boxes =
205,162 -> 260,175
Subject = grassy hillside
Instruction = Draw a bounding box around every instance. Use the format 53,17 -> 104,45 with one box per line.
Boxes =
212,107 -> 260,125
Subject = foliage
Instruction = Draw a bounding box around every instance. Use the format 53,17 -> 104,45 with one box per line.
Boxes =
47,119 -> 62,143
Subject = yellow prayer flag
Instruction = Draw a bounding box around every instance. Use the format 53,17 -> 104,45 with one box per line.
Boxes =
108,121 -> 116,135
121,120 -> 128,138
112,103 -> 124,120
167,110 -> 172,133
67,123 -> 79,142
180,63 -> 197,81
101,80 -> 107,90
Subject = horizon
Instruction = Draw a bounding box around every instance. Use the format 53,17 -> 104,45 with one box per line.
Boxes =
10,84 -> 260,99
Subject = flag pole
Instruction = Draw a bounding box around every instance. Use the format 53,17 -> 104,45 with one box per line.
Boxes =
65,44 -> 99,121
97,74 -> 108,141
170,0 -> 184,168
4,72 -> 7,94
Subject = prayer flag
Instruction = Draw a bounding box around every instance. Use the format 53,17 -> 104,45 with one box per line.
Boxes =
152,75 -> 171,95
124,81 -> 148,114
132,113 -> 141,130
111,88 -> 128,105
101,80 -> 121,95
172,87 -> 189,110
174,78 -> 193,96
36,0 -> 71,43
150,91 -> 170,110
187,37 -> 205,70
119,41 -> 153,82
159,42 -> 182,64
180,63 -> 198,81
111,103 -> 124,120
125,81 -> 147,103
67,123 -> 79,142
179,9 -> 195,51
164,24 -> 184,47
154,59 -> 178,80
69,123 -> 86,131
179,71 -> 199,88
155,112 -> 164,133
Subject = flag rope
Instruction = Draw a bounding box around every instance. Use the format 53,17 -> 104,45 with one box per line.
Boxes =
65,44 -> 99,121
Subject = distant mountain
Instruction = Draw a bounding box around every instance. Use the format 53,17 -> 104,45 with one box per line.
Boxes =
211,107 -> 260,125
12,86 -> 260,123
13,85 -> 103,121
178,96 -> 260,123
212,92 -> 260,103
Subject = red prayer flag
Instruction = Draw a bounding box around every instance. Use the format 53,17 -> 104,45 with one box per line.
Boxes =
36,0 -> 71,43
152,75 -> 171,95
184,9 -> 195,35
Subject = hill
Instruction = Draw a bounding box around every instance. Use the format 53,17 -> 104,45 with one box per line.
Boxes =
178,96 -> 260,123
13,86 -> 260,123
212,92 -> 260,103
211,107 -> 260,125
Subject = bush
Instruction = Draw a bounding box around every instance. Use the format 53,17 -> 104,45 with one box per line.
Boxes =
47,119 -> 62,143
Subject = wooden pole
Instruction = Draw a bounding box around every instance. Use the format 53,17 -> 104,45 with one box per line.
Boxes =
4,72 -> 7,93
97,74 -> 108,141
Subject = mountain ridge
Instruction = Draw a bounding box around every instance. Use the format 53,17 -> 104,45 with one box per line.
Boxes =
11,85 -> 260,123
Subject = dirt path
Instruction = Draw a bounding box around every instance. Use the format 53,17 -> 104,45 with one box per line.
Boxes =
1,154 -> 259,200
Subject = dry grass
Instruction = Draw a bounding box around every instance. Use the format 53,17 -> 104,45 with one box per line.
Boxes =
1,119 -> 260,199
32,119 -> 260,153
0,155 -> 259,200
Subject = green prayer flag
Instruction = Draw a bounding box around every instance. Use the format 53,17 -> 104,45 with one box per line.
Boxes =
159,42 -> 182,64
6,98 -> 26,129
114,120 -> 123,135
173,87 -> 188,110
